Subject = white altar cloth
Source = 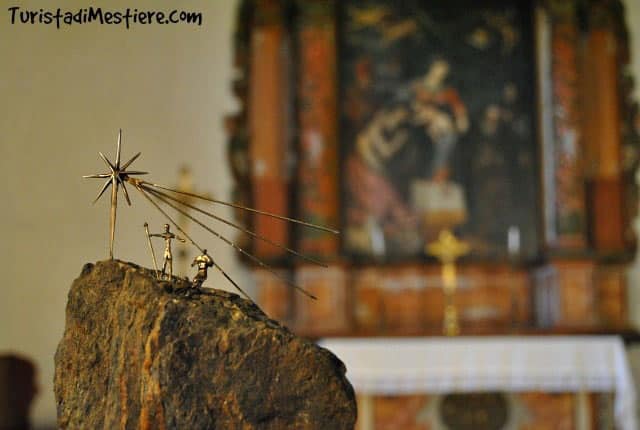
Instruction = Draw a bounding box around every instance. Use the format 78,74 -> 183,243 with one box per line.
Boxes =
319,336 -> 637,430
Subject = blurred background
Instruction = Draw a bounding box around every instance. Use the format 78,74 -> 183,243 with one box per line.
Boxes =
3,0 -> 640,429
0,1 -> 244,427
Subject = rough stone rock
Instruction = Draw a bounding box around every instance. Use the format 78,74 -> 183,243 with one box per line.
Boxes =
54,260 -> 356,429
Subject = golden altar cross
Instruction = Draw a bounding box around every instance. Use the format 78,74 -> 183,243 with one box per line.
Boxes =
426,229 -> 470,336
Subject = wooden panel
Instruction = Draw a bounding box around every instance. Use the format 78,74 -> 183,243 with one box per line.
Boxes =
250,178 -> 290,258
294,265 -> 350,335
373,395 -> 431,430
519,392 -> 576,430
583,30 -> 621,179
423,269 -> 446,330
355,264 -> 530,335
358,392 -> 605,430
582,23 -> 625,253
457,266 -> 530,330
254,268 -> 292,323
595,264 -> 628,327
248,0 -> 291,260
551,259 -> 598,327
296,0 -> 341,258
546,0 -> 588,250
353,267 -> 384,332
381,266 -> 428,334
589,179 -> 625,253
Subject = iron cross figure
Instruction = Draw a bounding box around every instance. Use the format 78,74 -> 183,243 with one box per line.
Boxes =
149,224 -> 186,280
191,249 -> 214,289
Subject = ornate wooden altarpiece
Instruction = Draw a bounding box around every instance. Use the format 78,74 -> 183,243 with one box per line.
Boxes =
227,1 -> 640,427
226,0 -> 640,339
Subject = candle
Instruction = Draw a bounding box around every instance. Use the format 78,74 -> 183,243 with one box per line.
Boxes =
508,226 -> 520,257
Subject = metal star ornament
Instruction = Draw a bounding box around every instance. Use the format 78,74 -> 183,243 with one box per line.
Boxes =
83,129 -> 147,258
82,130 -> 338,300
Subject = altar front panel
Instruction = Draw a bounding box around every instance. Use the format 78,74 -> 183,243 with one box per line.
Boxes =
360,392 -> 612,430
319,337 -> 637,430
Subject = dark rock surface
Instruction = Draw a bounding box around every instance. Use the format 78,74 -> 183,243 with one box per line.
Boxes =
54,260 -> 356,429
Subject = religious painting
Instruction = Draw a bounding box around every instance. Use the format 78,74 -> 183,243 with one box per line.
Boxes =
340,0 -> 540,261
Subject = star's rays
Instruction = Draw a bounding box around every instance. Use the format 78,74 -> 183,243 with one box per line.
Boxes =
83,130 -> 340,301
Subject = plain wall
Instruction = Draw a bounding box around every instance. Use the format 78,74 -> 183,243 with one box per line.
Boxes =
0,0 -> 245,426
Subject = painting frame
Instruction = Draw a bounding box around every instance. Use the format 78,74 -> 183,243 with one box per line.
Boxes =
227,0 -> 639,266
337,0 -> 543,263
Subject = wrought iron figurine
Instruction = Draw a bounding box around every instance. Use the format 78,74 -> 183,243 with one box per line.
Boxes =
148,224 -> 185,280
191,249 -> 214,289
85,130 -> 338,301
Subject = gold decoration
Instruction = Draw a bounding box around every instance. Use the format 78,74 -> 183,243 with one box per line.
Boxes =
426,229 -> 470,336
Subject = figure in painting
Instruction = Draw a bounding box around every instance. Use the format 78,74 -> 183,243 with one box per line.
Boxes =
346,104 -> 418,256
408,58 -> 471,242
468,81 -> 535,254
411,58 -> 469,181
356,106 -> 411,173
346,58 -> 472,256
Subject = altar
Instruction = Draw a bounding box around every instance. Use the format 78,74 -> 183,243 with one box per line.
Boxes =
228,0 -> 640,428
320,337 -> 637,430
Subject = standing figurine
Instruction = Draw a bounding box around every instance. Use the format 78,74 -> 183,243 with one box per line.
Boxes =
149,224 -> 186,279
191,249 -> 214,288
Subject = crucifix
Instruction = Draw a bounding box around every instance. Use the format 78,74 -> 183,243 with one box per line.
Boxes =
426,229 -> 470,336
